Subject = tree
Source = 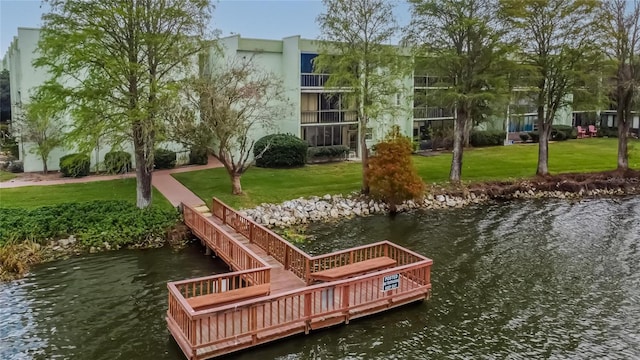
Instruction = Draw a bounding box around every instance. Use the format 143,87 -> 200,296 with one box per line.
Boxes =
315,0 -> 409,194
0,70 -> 10,124
407,0 -> 513,183
168,56 -> 288,195
601,0 -> 640,171
501,0 -> 602,176
16,91 -> 65,174
35,0 -> 213,208
368,125 -> 425,213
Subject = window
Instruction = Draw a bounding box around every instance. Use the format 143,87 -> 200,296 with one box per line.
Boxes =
302,125 -> 347,147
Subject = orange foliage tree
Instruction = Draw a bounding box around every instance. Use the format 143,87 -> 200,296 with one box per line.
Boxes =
368,126 -> 426,213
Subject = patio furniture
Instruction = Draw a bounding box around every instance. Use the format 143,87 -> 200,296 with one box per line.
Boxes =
577,126 -> 587,138
588,125 -> 598,137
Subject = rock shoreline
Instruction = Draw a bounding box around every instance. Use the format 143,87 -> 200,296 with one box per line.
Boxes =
241,182 -> 640,229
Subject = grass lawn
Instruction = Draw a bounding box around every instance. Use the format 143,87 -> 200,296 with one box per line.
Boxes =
173,138 -> 640,209
0,171 -> 16,182
0,178 -> 174,210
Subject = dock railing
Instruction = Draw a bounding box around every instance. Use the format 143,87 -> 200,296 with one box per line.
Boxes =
213,198 -> 312,280
183,204 -> 270,272
182,259 -> 432,353
212,198 -> 431,285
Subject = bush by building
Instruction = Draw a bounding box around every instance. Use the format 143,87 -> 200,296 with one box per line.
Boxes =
189,147 -> 208,165
59,153 -> 90,177
254,133 -> 308,168
307,145 -> 349,163
104,151 -> 132,174
470,130 -> 506,147
154,148 -> 177,169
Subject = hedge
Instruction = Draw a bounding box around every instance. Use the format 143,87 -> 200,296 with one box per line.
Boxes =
189,147 -> 208,165
59,153 -> 91,177
104,151 -> 132,174
307,145 -> 349,162
0,201 -> 179,247
254,134 -> 308,168
470,130 -> 506,147
154,148 -> 177,169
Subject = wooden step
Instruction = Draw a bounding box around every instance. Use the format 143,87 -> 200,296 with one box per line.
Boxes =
194,205 -> 210,213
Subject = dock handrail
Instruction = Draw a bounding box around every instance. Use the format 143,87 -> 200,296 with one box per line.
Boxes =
183,203 -> 270,271
212,198 -> 430,283
185,259 -> 432,350
212,198 -> 312,280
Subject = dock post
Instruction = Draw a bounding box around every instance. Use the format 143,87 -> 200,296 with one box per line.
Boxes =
205,246 -> 211,256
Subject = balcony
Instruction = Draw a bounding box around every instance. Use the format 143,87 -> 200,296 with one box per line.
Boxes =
510,104 -> 538,115
413,107 -> 454,119
301,110 -> 358,124
414,75 -> 449,88
301,73 -> 330,87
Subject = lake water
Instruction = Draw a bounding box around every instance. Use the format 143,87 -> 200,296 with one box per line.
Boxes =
1,197 -> 639,359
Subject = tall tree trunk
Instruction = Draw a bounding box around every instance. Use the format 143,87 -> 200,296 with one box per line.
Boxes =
536,106 -> 550,176
617,110 -> 630,171
231,173 -> 243,195
463,118 -> 473,148
133,123 -> 152,208
42,158 -> 48,175
450,107 -> 467,183
360,120 -> 370,194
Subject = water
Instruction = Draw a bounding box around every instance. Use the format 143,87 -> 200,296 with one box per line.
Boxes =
1,197 -> 639,359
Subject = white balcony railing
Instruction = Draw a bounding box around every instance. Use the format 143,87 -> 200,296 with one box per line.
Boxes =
413,107 -> 454,119
414,76 -> 450,88
301,73 -> 330,87
301,110 -> 358,124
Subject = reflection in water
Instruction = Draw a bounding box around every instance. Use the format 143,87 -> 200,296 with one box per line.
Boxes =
0,246 -> 227,360
1,197 -> 639,359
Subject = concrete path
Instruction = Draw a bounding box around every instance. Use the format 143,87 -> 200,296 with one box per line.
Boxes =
0,156 -> 223,207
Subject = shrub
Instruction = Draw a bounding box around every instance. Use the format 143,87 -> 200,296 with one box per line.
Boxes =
0,201 -> 179,248
254,133 -> 308,168
528,131 -> 540,143
552,125 -> 577,139
154,148 -> 177,169
469,130 -> 506,147
104,151 -> 132,174
59,153 -> 91,177
368,126 -> 425,213
552,130 -> 568,141
7,160 -> 23,173
0,136 -> 19,158
598,127 -> 618,138
189,147 -> 208,165
307,145 -> 349,163
519,133 -> 530,142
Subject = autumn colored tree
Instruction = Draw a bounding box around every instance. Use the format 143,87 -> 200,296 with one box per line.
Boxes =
368,126 -> 426,213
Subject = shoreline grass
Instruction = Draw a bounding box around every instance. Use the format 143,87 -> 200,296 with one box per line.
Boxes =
173,138 -> 640,209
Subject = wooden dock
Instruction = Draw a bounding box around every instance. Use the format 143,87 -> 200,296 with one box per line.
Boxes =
167,198 -> 433,360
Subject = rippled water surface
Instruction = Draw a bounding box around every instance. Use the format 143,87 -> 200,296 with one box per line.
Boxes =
1,197 -> 639,359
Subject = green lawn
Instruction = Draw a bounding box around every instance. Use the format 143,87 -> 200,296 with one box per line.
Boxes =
0,171 -> 16,182
173,138 -> 640,209
0,178 -> 173,210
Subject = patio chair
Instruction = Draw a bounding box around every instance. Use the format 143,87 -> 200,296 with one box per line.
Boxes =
576,126 -> 587,138
588,125 -> 598,137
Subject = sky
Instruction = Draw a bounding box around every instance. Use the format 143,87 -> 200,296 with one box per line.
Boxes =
0,0 -> 411,55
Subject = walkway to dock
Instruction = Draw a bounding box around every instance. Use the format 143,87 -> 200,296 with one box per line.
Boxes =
168,196 -> 434,360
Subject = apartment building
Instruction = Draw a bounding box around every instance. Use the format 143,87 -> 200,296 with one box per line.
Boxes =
3,29 -> 580,173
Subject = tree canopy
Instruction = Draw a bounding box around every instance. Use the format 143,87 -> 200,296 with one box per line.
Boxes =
35,0 -> 213,207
